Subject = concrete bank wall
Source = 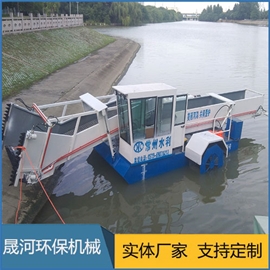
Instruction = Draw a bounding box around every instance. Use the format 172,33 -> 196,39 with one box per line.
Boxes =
2,37 -> 141,224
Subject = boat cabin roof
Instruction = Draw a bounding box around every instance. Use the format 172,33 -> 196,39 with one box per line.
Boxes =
113,83 -> 177,99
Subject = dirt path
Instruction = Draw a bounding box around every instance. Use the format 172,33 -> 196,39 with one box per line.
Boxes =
2,37 -> 140,224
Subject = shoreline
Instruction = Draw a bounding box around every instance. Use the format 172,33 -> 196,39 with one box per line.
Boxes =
219,19 -> 268,27
2,37 -> 140,224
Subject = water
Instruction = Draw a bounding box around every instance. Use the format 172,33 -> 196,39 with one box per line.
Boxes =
34,21 -> 268,233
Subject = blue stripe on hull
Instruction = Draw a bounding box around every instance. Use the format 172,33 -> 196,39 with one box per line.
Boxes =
226,140 -> 239,152
94,143 -> 188,184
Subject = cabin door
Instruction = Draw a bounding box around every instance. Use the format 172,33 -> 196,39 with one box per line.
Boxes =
173,94 -> 187,150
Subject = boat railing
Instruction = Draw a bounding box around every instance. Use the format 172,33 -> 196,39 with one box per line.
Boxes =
212,105 -> 233,140
46,105 -> 118,123
38,94 -> 116,118
245,88 -> 265,97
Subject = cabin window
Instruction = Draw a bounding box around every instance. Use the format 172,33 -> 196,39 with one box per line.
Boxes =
156,96 -> 174,136
131,97 -> 156,141
175,94 -> 187,125
117,93 -> 130,144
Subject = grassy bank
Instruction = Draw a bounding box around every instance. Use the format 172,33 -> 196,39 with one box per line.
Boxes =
2,27 -> 115,99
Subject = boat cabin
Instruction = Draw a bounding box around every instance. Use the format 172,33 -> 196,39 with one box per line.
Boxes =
113,83 -> 188,165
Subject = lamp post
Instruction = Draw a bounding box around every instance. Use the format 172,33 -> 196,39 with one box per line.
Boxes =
69,2 -> 71,15
76,2 -> 79,14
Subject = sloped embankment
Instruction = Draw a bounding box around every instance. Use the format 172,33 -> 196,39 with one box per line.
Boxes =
2,35 -> 141,224
2,27 -> 115,99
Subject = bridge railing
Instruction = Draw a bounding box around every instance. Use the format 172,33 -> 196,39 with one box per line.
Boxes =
2,13 -> 84,35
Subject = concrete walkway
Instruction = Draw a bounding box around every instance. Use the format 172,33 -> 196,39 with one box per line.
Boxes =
2,37 -> 140,223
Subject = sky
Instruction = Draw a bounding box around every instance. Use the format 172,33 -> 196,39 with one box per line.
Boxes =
143,2 -> 269,14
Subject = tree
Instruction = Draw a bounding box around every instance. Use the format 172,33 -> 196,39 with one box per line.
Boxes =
231,2 -> 259,20
199,2 -> 266,21
43,2 -> 60,15
199,4 -> 223,22
2,2 -> 183,25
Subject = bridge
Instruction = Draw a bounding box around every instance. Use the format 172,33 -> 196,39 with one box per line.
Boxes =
182,13 -> 200,21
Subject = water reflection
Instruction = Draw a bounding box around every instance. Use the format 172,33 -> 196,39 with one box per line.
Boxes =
53,151 -> 96,197
35,137 -> 265,234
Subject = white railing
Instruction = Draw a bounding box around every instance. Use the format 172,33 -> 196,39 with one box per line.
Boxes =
2,13 -> 84,35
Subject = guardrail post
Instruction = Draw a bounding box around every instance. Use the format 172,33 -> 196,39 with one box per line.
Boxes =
60,14 -> 63,27
44,13 -> 47,28
29,13 -> 33,30
9,12 -> 14,32
65,14 -> 68,27
37,13 -> 41,29
20,13 -> 24,31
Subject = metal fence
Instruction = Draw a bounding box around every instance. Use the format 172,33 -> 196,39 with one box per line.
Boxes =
2,13 -> 84,35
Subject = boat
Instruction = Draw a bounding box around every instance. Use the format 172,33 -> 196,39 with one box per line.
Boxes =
2,83 -> 266,186
254,216 -> 268,234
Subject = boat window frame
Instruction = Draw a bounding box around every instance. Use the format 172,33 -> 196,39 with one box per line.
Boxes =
156,95 -> 174,137
174,94 -> 188,126
130,96 -> 157,142
116,92 -> 131,145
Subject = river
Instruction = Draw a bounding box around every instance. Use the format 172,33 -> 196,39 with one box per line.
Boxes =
34,21 -> 268,234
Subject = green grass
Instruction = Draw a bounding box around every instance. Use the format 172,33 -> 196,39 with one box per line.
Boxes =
2,27 -> 115,99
